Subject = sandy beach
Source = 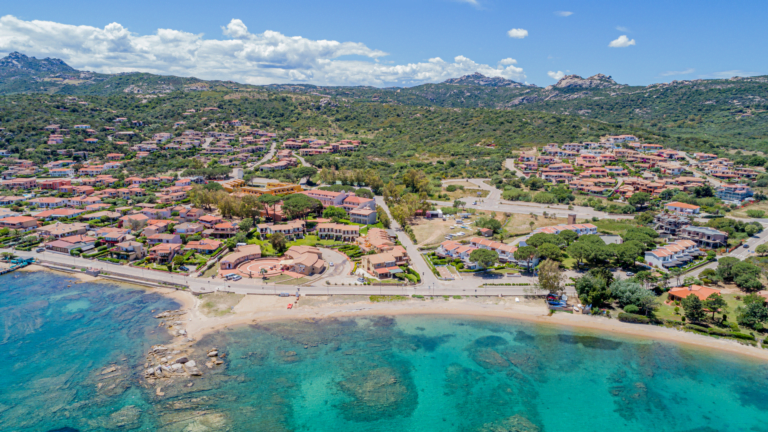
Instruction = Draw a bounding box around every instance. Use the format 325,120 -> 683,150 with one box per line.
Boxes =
16,266 -> 768,362
172,290 -> 768,362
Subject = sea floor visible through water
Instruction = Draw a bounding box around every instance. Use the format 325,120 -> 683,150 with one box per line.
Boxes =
2,271 -> 768,431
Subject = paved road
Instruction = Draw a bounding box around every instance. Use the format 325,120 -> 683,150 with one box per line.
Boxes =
374,196 -> 441,287
505,158 -> 526,178
682,153 -> 723,187
201,137 -> 214,149
293,152 -> 312,168
685,223 -> 768,278
442,178 -> 501,201
250,142 -> 278,168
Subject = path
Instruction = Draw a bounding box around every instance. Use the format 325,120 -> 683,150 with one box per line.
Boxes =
504,158 -> 527,178
250,141 -> 278,168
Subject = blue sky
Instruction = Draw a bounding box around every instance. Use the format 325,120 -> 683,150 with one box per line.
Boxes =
0,0 -> 765,87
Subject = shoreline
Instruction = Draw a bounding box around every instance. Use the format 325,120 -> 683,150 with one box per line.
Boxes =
17,266 -> 768,362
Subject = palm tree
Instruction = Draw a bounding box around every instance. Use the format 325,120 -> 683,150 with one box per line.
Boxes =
670,267 -> 683,287
529,221 -> 535,232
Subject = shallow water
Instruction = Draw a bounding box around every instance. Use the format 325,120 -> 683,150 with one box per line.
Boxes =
2,272 -> 768,431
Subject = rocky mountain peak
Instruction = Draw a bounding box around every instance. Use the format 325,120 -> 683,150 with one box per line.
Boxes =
442,73 -> 534,88
547,73 -> 625,90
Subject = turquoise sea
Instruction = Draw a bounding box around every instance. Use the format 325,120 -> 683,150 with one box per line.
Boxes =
2,271 -> 768,431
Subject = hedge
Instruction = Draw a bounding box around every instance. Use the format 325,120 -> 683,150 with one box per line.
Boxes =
618,313 -> 650,324
730,332 -> 756,341
685,324 -> 709,333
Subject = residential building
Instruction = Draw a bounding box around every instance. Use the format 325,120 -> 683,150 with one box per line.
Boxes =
349,208 -> 377,225
645,240 -> 703,269
361,252 -> 403,279
716,184 -> 753,203
110,241 -> 146,261
680,226 -> 728,249
654,213 -> 692,237
668,285 -> 720,302
664,202 -> 700,215
317,223 -> 360,242
148,243 -> 182,263
185,239 -> 222,254
0,216 -> 38,232
220,245 -> 262,270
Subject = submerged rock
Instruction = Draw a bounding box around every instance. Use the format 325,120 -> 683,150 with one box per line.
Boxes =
475,414 -> 540,432
105,405 -> 142,430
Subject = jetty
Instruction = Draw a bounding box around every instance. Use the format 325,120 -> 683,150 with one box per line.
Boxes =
0,257 -> 35,275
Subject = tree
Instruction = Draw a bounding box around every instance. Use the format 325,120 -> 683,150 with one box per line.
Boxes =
377,206 -> 391,228
566,242 -> 590,268
716,257 -> 741,282
745,224 -> 760,236
703,293 -> 728,320
612,279 -> 656,314
526,233 -> 565,248
681,294 -> 705,323
628,192 -> 651,208
574,275 -> 611,307
172,255 -> 185,271
453,199 -> 464,209
258,194 -> 282,220
476,217 -> 502,233
470,248 -> 498,269
613,241 -> 643,268
323,206 -> 348,221
756,244 -> 768,256
537,243 -> 563,261
282,194 -> 322,220
514,246 -> 538,273
239,218 -> 253,232
736,302 -> 768,329
269,232 -> 287,254
536,259 -> 567,296
669,267 -> 684,287
559,230 -> 578,246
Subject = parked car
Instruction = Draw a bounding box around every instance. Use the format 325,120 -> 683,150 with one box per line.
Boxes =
744,243 -> 750,248
357,277 -> 366,283
626,271 -> 635,276
35,247 -> 44,253
179,266 -> 189,272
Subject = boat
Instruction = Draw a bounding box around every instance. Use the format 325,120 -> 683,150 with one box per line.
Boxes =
287,304 -> 293,309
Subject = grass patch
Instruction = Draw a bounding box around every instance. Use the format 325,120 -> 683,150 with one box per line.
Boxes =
369,295 -> 408,302
592,219 -> 642,235
199,292 -> 245,317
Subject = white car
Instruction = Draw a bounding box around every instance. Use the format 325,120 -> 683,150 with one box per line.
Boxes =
329,262 -> 334,267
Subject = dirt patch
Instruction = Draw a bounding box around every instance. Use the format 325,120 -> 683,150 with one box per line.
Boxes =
199,292 -> 245,317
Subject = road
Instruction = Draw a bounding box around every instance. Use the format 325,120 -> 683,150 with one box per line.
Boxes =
201,137 -> 214,149
293,152 -> 312,168
685,222 -> 768,279
681,153 -> 723,187
505,158 -> 526,178
374,196 -> 441,287
250,141 -> 278,168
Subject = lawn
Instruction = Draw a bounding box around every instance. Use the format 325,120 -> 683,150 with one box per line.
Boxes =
444,187 -> 490,200
247,235 -> 344,253
503,213 -> 567,236
561,257 -> 576,270
732,201 -> 768,219
655,292 -> 747,331
593,219 -> 642,235
202,265 -> 219,278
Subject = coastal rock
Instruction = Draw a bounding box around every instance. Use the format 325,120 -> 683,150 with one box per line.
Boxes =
187,367 -> 203,376
106,405 -> 142,430
175,356 -> 189,364
155,310 -> 187,319
101,366 -> 117,375
207,351 -> 218,357
475,414 -> 540,432
186,360 -> 196,368
171,363 -> 183,372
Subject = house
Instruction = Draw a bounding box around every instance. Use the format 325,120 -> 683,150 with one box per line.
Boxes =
174,222 -> 204,235
36,222 -> 89,239
668,285 -> 720,302
120,214 -> 150,229
340,195 -> 376,214
680,226 -> 728,249
97,227 -> 132,244
349,208 -> 377,225
716,184 -> 753,203
300,189 -> 347,207
179,208 -> 205,221
317,223 -> 360,243
185,239 -> 222,254
479,228 -> 493,237
46,235 -> 96,253
437,240 -> 478,262
469,237 -> 521,264
283,246 -> 325,276
29,197 -> 67,209
361,252 -> 402,279
664,202 -> 700,215
147,233 -> 182,245
199,215 -> 223,228
256,221 -> 305,240
220,245 -> 262,270
645,240 -> 703,269
148,243 -> 182,263
209,222 -> 238,238
0,216 -> 38,232
356,228 -> 397,252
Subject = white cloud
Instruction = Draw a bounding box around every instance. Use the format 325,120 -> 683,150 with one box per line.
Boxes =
507,28 -> 528,39
660,68 -> 695,77
498,58 -> 517,65
554,11 -> 573,17
702,70 -> 760,79
608,35 -> 636,48
456,0 -> 481,6
615,26 -> 630,32
547,71 -> 565,80
0,15 -> 526,86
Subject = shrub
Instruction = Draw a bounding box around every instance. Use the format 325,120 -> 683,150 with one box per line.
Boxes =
623,305 -> 639,314
412,295 -> 424,298
707,327 -> 729,336
618,313 -> 650,324
730,332 -> 756,341
685,324 -> 709,333
453,295 -> 462,299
